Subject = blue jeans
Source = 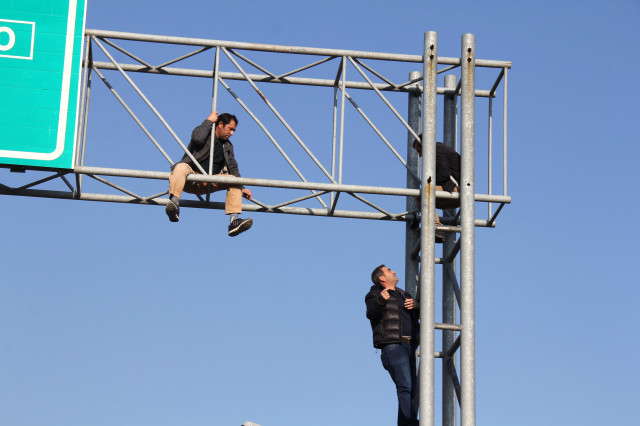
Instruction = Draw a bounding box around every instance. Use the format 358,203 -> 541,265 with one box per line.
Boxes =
381,343 -> 419,426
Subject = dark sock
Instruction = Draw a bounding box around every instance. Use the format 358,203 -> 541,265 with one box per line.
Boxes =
170,194 -> 180,205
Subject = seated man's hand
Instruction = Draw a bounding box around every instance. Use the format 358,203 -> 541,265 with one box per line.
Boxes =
207,111 -> 218,122
242,188 -> 253,200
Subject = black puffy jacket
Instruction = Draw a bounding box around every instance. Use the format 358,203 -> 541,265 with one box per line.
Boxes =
365,284 -> 419,349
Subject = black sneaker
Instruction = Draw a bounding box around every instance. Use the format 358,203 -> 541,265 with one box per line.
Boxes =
165,200 -> 180,222
228,217 -> 253,237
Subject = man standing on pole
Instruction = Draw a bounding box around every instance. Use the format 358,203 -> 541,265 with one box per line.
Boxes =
165,111 -> 254,237
365,265 -> 419,426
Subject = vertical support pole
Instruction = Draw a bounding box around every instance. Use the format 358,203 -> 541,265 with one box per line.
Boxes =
405,71 -> 421,298
212,47 -> 220,114
74,35 -> 92,197
208,47 -> 221,175
75,35 -> 90,168
460,33 -> 476,426
487,96 -> 493,218
79,39 -> 93,174
80,70 -> 92,165
503,67 -> 509,196
442,73 -> 458,426
419,31 -> 438,426
338,56 -> 347,184
330,85 -> 338,205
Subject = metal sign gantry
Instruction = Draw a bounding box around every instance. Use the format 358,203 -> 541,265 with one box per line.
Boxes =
0,29 -> 512,426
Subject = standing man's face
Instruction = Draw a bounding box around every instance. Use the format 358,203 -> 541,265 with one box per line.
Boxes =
380,266 -> 399,287
215,120 -> 237,140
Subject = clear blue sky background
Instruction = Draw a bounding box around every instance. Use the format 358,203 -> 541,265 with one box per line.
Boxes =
2,1 -> 639,426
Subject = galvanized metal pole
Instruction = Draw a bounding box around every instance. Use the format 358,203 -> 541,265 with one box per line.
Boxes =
78,36 -> 94,172
75,35 -> 91,168
208,47 -> 220,175
74,38 -> 93,197
331,84 -> 338,205
503,67 -> 509,196
460,33 -> 477,426
79,67 -> 93,170
442,73 -> 458,426
405,71 -> 421,298
338,57 -> 347,184
419,31 -> 438,426
487,96 -> 493,218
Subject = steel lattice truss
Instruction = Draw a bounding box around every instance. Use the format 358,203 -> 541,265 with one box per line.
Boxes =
0,29 -> 512,426
1,29 -> 509,225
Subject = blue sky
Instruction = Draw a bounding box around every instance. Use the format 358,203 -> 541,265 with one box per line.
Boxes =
2,1 -> 639,426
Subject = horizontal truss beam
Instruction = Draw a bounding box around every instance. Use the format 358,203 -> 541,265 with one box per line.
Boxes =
0,165 -> 509,225
91,61 -> 494,96
87,29 -> 512,68
0,187 -> 406,221
73,166 -> 512,203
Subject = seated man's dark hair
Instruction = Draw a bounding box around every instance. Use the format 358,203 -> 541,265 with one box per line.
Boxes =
371,264 -> 386,285
216,113 -> 238,126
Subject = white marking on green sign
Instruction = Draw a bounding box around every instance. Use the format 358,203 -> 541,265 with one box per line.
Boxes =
0,19 -> 35,59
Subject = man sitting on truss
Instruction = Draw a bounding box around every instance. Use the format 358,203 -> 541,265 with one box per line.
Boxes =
165,111 -> 254,237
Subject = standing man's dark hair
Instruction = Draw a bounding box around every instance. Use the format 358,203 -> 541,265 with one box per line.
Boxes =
365,265 -> 419,426
371,264 -> 385,285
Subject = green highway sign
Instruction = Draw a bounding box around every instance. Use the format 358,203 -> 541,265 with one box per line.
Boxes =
0,0 -> 87,169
